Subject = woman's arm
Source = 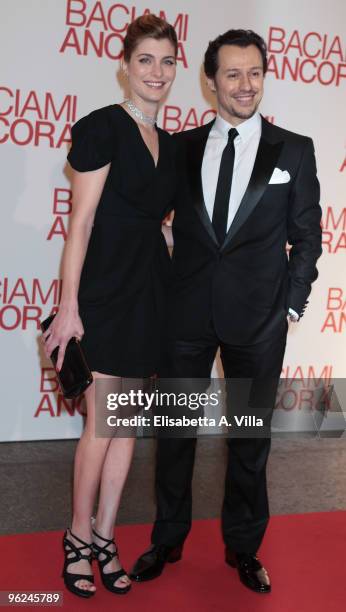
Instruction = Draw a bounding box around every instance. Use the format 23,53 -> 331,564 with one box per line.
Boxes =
43,164 -> 110,370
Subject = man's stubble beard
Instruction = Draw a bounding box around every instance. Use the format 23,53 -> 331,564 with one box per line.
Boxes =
228,98 -> 261,121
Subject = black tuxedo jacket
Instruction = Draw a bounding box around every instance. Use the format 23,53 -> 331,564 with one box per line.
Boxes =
169,116 -> 322,345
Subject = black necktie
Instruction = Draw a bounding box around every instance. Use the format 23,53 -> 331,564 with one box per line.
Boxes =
212,128 -> 238,245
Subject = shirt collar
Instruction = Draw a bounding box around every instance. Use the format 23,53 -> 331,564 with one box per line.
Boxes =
213,111 -> 261,143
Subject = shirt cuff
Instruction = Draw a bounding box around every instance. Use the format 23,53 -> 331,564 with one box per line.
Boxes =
288,307 -> 299,321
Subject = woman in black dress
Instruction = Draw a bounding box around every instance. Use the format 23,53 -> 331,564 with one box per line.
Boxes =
43,15 -> 178,598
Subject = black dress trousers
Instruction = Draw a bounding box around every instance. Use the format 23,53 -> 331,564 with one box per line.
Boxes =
152,320 -> 287,553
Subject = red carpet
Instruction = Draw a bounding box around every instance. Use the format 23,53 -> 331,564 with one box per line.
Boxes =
1,512 -> 345,611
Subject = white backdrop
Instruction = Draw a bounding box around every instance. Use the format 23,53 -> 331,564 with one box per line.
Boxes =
1,0 -> 345,441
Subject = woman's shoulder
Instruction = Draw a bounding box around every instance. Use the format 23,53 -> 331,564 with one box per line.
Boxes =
74,104 -> 128,128
77,104 -> 118,128
156,125 -> 171,138
68,105 -> 121,172
156,126 -> 177,151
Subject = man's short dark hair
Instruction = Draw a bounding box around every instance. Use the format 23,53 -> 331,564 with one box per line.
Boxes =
204,29 -> 268,78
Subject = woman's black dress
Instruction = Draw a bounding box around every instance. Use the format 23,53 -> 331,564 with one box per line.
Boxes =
67,104 -> 177,377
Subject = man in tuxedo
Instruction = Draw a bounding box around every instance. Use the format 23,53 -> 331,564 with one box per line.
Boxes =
131,29 -> 322,593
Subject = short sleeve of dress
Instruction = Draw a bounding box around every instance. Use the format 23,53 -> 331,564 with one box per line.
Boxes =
67,107 -> 114,172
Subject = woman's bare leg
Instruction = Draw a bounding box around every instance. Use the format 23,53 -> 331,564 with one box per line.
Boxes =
92,435 -> 136,587
93,376 -> 143,587
65,372 -> 122,593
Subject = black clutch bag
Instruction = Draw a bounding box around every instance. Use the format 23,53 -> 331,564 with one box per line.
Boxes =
40,313 -> 93,399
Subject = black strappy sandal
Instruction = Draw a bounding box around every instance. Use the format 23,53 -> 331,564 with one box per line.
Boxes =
91,526 -> 131,594
62,528 -> 95,598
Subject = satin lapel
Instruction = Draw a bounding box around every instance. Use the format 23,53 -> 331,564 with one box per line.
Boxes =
221,136 -> 283,251
188,121 -> 219,246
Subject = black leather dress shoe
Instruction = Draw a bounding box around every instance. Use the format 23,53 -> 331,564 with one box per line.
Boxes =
225,549 -> 271,593
130,544 -> 183,582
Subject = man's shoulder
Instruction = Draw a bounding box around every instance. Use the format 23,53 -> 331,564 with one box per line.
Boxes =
173,120 -> 215,142
262,117 -> 312,146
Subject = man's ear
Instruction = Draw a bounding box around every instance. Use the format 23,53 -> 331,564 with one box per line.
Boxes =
206,77 -> 216,93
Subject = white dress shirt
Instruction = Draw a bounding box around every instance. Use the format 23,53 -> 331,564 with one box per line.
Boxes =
201,111 -> 261,231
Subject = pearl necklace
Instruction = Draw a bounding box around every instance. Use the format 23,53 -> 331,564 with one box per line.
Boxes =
124,99 -> 157,127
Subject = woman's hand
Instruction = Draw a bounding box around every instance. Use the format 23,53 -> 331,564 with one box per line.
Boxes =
42,307 -> 84,371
